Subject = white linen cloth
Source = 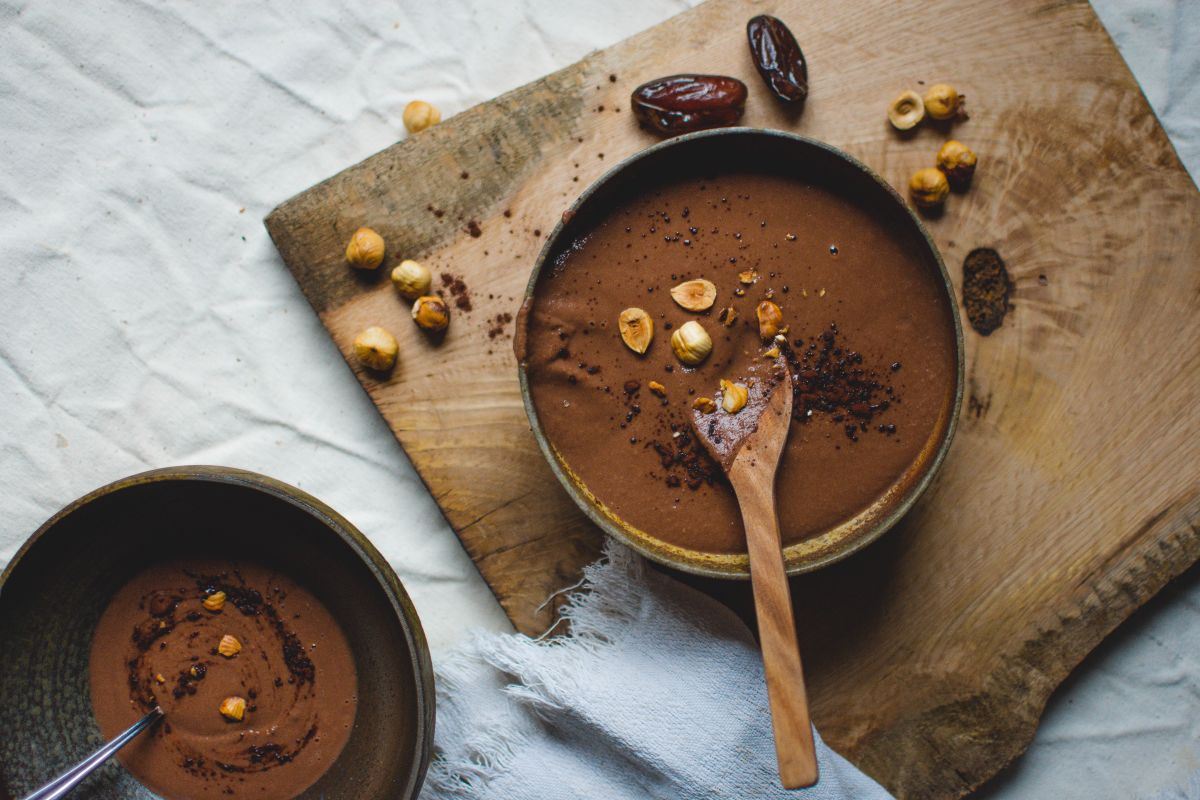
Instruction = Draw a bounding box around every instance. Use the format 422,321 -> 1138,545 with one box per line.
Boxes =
424,543 -> 891,800
0,1 -> 1198,797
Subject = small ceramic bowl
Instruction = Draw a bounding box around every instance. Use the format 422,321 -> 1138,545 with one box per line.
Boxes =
0,466 -> 434,799
517,128 -> 964,580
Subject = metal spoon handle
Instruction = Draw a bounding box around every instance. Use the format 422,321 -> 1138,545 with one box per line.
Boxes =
22,707 -> 163,800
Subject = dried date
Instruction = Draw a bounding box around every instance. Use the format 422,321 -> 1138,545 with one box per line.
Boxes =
631,74 -> 747,136
747,15 -> 808,105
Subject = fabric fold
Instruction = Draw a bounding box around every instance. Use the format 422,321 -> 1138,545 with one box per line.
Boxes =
423,544 -> 892,800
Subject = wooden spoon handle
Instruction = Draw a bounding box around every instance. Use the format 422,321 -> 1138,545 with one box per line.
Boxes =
736,475 -> 818,789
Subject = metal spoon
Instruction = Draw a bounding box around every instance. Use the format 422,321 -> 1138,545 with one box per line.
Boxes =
22,707 -> 164,800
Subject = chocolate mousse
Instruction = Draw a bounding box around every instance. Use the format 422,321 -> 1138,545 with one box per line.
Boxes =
520,164 -> 958,555
90,560 -> 356,799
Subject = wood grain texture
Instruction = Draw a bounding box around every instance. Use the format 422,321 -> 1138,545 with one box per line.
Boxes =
723,371 -> 818,789
264,1 -> 1200,797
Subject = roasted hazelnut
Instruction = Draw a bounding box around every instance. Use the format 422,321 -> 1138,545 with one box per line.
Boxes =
353,326 -> 399,371
910,167 -> 950,208
648,380 -> 667,397
403,100 -> 441,133
923,84 -> 959,120
887,90 -> 925,131
219,696 -> 247,722
391,259 -> 432,298
202,591 -> 226,612
618,307 -> 654,354
756,300 -> 784,340
412,296 -> 450,332
692,396 -> 717,414
217,634 -> 242,658
669,279 -> 717,312
718,306 -> 738,328
720,380 -> 748,414
154,673 -> 166,684
937,140 -> 977,187
671,320 -> 713,366
345,227 -> 385,270
738,270 -> 758,285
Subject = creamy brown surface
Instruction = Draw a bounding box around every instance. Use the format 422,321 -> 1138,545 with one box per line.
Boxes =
523,170 -> 957,554
90,560 -> 357,799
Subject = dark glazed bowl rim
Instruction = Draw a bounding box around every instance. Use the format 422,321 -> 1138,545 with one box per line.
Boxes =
517,127 -> 965,580
1,465 -> 435,800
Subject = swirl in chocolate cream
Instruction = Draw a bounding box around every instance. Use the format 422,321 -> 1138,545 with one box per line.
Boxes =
91,560 -> 356,799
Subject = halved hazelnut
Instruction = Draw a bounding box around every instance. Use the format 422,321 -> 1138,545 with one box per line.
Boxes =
888,90 -> 925,131
720,380 -> 749,414
202,591 -> 226,612
618,307 -> 654,354
218,635 -> 242,658
219,696 -> 247,722
670,279 -> 717,312
756,300 -> 784,340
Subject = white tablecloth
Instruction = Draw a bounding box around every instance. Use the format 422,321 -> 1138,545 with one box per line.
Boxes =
1,1 -> 1196,797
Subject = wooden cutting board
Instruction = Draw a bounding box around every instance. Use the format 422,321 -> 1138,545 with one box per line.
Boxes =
265,1 -> 1200,796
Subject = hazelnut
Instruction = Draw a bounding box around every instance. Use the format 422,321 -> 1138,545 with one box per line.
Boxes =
670,320 -> 713,366
217,634 -> 242,658
718,307 -> 738,328
648,380 -> 667,397
762,344 -> 781,359
219,696 -> 247,722
910,167 -> 950,208
937,140 -> 977,187
887,90 -> 925,131
403,100 -> 441,133
618,307 -> 654,354
669,279 -> 717,312
391,259 -> 432,299
412,296 -> 450,332
756,300 -> 784,340
154,673 -> 166,684
693,396 -> 717,414
202,591 -> 226,612
923,84 -> 959,120
738,270 -> 758,285
353,326 -> 399,371
720,380 -> 749,414
345,227 -> 385,270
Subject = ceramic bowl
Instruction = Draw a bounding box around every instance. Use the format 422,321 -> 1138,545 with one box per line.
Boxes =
0,466 -> 434,799
517,128 -> 964,580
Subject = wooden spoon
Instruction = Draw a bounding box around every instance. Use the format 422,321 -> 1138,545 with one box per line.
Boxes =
691,344 -> 817,789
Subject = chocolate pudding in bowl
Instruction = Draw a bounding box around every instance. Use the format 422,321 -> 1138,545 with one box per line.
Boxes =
516,129 -> 963,577
90,559 -> 357,800
0,467 -> 433,800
